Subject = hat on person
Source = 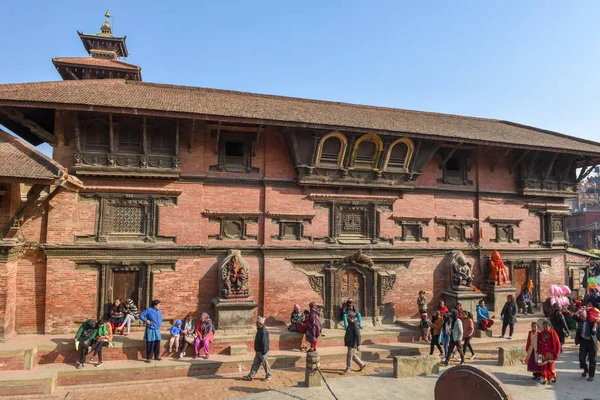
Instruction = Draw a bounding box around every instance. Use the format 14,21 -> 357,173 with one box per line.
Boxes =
257,316 -> 266,325
421,312 -> 428,319
294,304 -> 301,312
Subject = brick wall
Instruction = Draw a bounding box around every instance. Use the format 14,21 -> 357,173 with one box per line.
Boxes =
15,252 -> 46,334
45,259 -> 97,334
0,259 -> 17,340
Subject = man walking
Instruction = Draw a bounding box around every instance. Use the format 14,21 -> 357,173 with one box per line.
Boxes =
243,316 -> 272,382
576,310 -> 597,382
344,312 -> 367,374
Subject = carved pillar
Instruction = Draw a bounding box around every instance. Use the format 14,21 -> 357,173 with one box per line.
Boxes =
175,119 -> 180,157
108,114 -> 115,154
142,116 -> 148,155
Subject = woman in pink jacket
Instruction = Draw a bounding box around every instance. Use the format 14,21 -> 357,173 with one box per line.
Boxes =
462,311 -> 477,360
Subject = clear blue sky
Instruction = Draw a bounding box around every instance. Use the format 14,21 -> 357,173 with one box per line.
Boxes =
2,1 -> 600,156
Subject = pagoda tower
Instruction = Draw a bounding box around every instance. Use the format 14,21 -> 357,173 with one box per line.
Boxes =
52,11 -> 142,81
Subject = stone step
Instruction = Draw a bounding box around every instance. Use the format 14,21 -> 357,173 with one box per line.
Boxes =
0,325 -> 416,371
0,334 -> 527,397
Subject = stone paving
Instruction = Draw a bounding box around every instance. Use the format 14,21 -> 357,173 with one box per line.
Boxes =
8,343 -> 599,400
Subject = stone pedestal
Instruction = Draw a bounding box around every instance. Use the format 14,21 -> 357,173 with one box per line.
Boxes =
480,281 -> 516,313
304,352 -> 322,387
211,297 -> 258,333
441,289 -> 486,315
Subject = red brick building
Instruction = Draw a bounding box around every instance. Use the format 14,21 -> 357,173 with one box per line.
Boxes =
1,18 -> 600,340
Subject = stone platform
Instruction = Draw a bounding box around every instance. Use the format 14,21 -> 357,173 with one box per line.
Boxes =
0,331 -> 528,397
0,325 -> 418,372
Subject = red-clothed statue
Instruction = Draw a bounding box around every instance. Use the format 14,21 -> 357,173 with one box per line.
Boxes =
489,250 -> 510,285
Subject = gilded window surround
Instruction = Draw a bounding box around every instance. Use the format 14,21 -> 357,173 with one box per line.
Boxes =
383,137 -> 415,171
315,131 -> 348,167
349,133 -> 384,170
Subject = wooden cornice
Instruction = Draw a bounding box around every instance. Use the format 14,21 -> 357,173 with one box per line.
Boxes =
434,216 -> 478,224
80,186 -> 183,196
0,108 -> 57,146
202,210 -> 261,218
487,217 -> 523,225
307,193 -> 399,203
390,215 -> 433,222
265,212 -> 315,219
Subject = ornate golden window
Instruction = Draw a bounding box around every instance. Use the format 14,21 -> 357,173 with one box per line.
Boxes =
350,133 -> 383,169
383,137 -> 414,170
315,131 -> 347,166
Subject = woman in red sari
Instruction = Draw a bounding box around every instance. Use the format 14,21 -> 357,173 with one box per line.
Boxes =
538,320 -> 561,384
524,322 -> 541,381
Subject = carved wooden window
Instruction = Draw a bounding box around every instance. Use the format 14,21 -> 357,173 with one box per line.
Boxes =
384,137 -> 414,170
350,134 -> 383,169
551,216 -> 566,242
115,116 -> 143,154
392,216 -> 431,242
80,113 -> 110,152
147,118 -> 176,155
439,150 -> 471,185
488,218 -> 522,244
210,132 -> 258,173
436,217 -> 476,243
75,193 -> 177,243
112,205 -> 145,234
204,211 -> 259,240
315,131 -> 347,166
268,213 -> 313,241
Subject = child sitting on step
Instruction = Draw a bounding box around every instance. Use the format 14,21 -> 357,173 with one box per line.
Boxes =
168,319 -> 182,353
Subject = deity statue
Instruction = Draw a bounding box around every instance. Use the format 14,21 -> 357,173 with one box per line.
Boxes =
488,250 -> 510,285
450,250 -> 474,288
219,250 -> 249,298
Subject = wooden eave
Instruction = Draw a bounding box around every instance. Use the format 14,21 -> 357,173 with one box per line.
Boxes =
2,100 -> 600,158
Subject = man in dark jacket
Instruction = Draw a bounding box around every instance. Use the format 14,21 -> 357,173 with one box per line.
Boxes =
517,288 -> 534,314
549,303 -> 569,349
344,312 -> 367,374
243,316 -> 272,382
74,319 -> 98,369
575,310 -> 598,382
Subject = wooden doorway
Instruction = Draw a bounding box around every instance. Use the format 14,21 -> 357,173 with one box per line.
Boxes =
113,270 -> 141,307
99,265 -> 148,320
338,269 -> 364,314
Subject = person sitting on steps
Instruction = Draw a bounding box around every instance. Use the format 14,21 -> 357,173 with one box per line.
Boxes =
517,288 -> 534,315
341,298 -> 362,329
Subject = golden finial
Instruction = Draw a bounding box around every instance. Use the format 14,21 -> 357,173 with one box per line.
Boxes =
100,10 -> 112,36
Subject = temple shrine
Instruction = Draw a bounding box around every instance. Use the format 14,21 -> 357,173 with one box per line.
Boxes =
1,14 -> 600,342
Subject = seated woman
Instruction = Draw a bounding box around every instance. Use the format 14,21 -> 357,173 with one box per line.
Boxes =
289,304 -> 306,332
109,298 -> 124,329
90,317 -> 113,368
341,298 -> 362,328
194,313 -> 215,359
179,312 -> 196,358
476,299 -> 494,330
116,298 -> 138,336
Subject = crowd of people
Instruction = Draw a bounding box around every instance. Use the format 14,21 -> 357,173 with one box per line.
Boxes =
418,286 -> 600,385
72,284 -> 600,387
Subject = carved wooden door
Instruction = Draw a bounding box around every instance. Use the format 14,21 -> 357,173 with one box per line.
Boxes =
113,271 -> 140,306
512,267 -> 527,293
339,269 -> 364,315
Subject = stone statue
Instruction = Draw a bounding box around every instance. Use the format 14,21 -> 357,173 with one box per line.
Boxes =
219,250 -> 249,298
450,250 -> 474,288
488,250 -> 510,285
